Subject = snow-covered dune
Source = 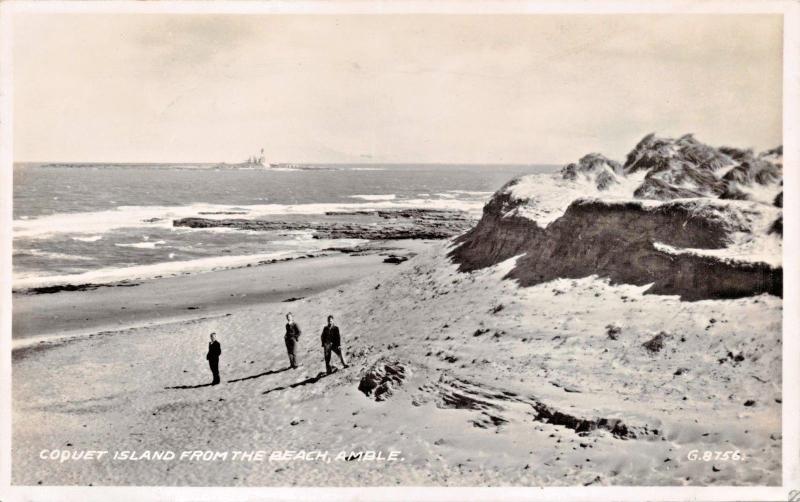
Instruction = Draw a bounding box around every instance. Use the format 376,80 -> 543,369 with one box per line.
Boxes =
450,134 -> 782,301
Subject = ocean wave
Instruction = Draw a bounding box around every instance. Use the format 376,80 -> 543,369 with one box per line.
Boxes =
13,198 -> 486,239
273,237 -> 366,249
349,194 -> 397,201
272,166 -> 386,172
445,190 -> 494,196
273,229 -> 317,240
115,240 -> 166,249
72,235 -> 103,242
21,249 -> 95,261
13,237 -> 369,290
171,227 -> 266,236
433,190 -> 494,199
13,251 -> 307,290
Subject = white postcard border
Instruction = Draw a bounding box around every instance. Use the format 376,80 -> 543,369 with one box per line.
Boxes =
0,1 -> 797,501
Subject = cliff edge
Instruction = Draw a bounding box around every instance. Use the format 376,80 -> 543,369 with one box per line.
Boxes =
450,134 -> 782,300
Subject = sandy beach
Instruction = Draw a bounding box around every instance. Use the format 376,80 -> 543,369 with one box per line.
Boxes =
12,240 -> 431,345
12,242 -> 782,486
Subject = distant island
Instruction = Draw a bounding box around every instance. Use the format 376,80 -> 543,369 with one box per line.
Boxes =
214,148 -> 267,169
37,150 -> 316,170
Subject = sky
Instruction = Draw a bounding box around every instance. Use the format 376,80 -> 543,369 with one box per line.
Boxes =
12,13 -> 783,164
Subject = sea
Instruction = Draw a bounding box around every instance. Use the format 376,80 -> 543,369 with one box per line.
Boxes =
12,163 -> 556,290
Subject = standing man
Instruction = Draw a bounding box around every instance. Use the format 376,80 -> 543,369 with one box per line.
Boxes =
321,315 -> 348,375
206,332 -> 221,385
284,313 -> 301,369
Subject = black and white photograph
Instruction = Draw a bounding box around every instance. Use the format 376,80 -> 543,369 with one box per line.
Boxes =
0,1 -> 798,500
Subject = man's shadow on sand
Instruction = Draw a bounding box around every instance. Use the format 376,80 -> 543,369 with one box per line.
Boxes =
165,367 -> 291,390
261,370 -> 333,396
164,382 -> 216,390
227,367 -> 291,383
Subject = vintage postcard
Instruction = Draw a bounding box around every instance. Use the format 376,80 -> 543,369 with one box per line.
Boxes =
0,1 -> 798,501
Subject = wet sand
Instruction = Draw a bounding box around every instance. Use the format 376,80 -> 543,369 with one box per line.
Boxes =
12,242 -> 430,345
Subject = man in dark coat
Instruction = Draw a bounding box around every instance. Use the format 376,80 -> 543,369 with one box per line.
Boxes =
206,332 -> 221,385
321,315 -> 348,375
284,313 -> 301,369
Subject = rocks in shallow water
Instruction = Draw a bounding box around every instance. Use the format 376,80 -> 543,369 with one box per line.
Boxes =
358,360 -> 408,401
17,281 -> 141,296
328,208 -> 465,221
20,283 -> 105,294
174,208 -> 476,240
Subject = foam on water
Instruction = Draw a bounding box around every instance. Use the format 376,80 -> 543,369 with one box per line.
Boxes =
115,240 -> 166,249
13,163 -> 557,288
13,238 -> 368,290
13,198 -> 487,239
349,194 -> 397,201
24,249 -> 95,261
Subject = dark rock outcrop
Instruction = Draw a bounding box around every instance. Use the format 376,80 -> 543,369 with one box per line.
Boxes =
16,281 -> 140,296
174,209 -> 476,241
642,332 -> 670,353
327,209 -> 467,221
427,376 -> 659,440
383,255 -> 410,264
530,401 -> 658,440
358,360 -> 408,401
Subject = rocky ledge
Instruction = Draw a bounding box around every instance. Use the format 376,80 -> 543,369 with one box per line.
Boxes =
174,208 -> 476,240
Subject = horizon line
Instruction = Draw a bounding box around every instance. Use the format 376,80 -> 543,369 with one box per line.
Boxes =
13,160 -> 563,167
